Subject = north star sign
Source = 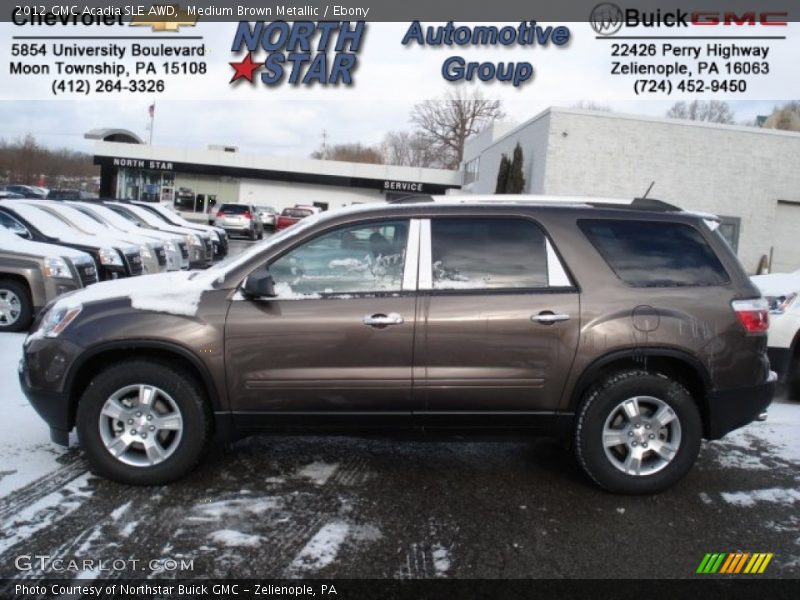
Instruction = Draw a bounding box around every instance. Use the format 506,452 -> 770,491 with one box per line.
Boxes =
113,157 -> 174,170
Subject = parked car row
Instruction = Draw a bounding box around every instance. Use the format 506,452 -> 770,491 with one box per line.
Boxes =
0,198 -> 229,331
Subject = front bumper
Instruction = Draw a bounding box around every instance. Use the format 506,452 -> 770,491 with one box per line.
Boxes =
705,370 -> 777,439
18,359 -> 71,446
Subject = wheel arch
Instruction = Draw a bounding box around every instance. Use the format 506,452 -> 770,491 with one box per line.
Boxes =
65,340 -> 224,430
569,348 -> 713,437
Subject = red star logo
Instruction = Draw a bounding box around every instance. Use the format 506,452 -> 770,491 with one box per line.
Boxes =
229,53 -> 261,83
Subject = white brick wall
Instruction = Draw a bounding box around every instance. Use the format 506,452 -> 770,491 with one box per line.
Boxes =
468,108 -> 800,273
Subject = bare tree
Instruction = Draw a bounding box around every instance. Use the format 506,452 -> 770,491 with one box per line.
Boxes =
0,134 -> 98,186
311,142 -> 384,165
571,101 -> 613,112
666,100 -> 735,124
382,130 -> 439,168
410,88 -> 505,169
762,101 -> 800,131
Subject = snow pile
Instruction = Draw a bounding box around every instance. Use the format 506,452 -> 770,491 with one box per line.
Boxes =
288,521 -> 350,573
296,461 -> 338,485
208,529 -> 263,548
46,271 -> 210,318
720,487 -> 800,508
0,334 -> 70,497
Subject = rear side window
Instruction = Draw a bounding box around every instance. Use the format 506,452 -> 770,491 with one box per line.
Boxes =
431,218 -> 550,289
579,219 -> 729,287
282,208 -> 313,218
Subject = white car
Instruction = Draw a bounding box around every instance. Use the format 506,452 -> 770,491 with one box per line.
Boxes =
751,270 -> 800,398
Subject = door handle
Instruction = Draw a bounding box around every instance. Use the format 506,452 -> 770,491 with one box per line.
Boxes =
531,312 -> 570,324
363,313 -> 405,327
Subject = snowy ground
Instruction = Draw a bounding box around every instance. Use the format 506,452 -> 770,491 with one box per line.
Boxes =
1,300 -> 799,579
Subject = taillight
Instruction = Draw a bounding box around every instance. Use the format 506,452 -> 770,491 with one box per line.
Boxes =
732,298 -> 769,333
243,210 -> 252,220
216,211 -> 224,217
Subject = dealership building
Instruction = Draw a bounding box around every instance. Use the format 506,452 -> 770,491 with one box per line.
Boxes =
462,107 -> 800,274
85,128 -> 461,216
87,108 -> 800,274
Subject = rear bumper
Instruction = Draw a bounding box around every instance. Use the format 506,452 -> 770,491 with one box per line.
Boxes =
767,347 -> 791,380
705,370 -> 776,439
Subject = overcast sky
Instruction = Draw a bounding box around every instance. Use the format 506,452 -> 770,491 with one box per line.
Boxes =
0,21 -> 797,157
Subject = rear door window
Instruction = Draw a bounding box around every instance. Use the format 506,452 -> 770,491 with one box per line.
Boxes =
428,218 -> 569,290
579,219 -> 729,287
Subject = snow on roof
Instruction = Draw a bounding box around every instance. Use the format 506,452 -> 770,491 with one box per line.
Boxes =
2,201 -> 138,252
0,227 -> 92,262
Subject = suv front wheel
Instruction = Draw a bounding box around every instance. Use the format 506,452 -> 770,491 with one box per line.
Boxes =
77,360 -> 211,485
575,370 -> 702,494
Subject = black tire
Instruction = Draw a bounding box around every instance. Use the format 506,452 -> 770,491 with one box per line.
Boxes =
787,354 -> 800,401
0,278 -> 33,333
575,369 -> 702,494
76,360 -> 211,485
248,228 -> 256,241
257,229 -> 264,240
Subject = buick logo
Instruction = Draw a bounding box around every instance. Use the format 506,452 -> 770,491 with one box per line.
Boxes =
590,2 -> 624,35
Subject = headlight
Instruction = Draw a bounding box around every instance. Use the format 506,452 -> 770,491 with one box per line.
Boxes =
43,257 -> 72,279
138,244 -> 153,260
186,234 -> 202,247
38,304 -> 82,338
768,293 -> 797,314
98,247 -> 123,266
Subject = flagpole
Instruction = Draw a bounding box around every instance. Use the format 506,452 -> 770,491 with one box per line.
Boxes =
149,100 -> 155,145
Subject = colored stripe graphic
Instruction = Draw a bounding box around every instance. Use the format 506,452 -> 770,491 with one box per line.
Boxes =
699,552 -> 773,574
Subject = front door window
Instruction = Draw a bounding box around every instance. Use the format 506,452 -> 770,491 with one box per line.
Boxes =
269,220 -> 410,296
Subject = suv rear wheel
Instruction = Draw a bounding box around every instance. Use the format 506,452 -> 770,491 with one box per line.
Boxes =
575,370 -> 702,494
0,279 -> 33,332
77,360 -> 211,485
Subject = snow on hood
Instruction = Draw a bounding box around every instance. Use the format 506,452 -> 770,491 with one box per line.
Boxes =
750,271 -> 800,297
0,227 -> 92,262
50,271 -> 210,317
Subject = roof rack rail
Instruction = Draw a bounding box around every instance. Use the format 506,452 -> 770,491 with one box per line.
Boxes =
586,198 -> 682,212
387,194 -> 435,204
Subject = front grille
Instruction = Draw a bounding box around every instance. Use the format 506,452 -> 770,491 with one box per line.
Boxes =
124,252 -> 143,276
155,246 -> 167,266
178,242 -> 189,259
75,260 -> 98,287
203,238 -> 213,260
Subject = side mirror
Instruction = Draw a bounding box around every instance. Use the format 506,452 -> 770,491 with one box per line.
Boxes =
242,269 -> 277,299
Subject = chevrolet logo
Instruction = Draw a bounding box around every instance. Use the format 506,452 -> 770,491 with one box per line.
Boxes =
129,4 -> 198,32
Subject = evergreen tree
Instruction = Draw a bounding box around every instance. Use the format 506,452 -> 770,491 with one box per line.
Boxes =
495,154 -> 510,193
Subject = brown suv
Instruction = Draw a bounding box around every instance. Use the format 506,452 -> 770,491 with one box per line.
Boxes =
19,197 -> 775,493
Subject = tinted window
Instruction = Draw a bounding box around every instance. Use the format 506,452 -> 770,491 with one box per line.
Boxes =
282,208 -> 313,218
579,219 -> 729,287
270,220 -> 409,296
220,204 -> 250,214
431,218 -> 548,289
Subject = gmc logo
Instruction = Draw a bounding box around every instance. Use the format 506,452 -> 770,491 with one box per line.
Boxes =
691,11 -> 787,25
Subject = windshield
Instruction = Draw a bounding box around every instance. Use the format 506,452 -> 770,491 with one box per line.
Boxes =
203,211 -> 327,282
70,203 -> 134,232
111,203 -> 169,228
